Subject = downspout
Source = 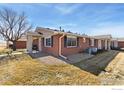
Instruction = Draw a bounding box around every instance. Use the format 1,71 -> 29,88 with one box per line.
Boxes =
59,34 -> 67,59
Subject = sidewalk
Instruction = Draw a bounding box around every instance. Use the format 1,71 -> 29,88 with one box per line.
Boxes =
0,52 -> 23,58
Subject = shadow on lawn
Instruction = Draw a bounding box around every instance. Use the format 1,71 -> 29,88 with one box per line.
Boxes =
72,50 -> 119,76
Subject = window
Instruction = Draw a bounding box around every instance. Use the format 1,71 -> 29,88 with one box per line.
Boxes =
67,36 -> 77,47
45,37 -> 52,47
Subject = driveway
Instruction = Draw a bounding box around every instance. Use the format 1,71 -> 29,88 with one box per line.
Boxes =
73,50 -> 119,75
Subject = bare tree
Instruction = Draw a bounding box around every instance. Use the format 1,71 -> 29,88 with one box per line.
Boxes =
0,8 -> 32,51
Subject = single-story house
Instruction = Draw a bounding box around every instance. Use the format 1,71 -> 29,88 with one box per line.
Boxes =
111,38 -> 124,49
25,27 -> 111,59
7,35 -> 27,49
7,27 -> 114,59
117,38 -> 124,48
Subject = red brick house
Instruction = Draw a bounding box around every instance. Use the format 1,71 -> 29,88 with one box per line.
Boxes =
111,38 -> 124,49
25,27 -> 111,59
9,27 -> 113,59
7,36 -> 27,49
15,36 -> 27,49
9,26 -> 124,59
117,38 -> 124,49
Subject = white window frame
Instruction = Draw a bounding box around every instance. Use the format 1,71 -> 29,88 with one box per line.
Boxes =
66,36 -> 77,48
44,36 -> 52,47
91,38 -> 94,46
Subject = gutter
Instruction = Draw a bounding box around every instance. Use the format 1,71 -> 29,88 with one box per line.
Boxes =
59,34 -> 67,59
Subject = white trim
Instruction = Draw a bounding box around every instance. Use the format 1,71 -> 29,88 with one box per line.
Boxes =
105,39 -> 108,50
27,35 -> 33,53
59,34 -> 67,59
91,38 -> 94,46
38,37 -> 42,51
67,46 -> 77,48
98,40 -> 102,49
114,41 -> 118,47
83,37 -> 86,43
44,36 -> 52,47
108,40 -> 111,50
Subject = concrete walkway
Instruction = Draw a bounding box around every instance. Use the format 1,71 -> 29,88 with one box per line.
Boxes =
37,56 -> 67,65
29,52 -> 94,65
29,52 -> 66,65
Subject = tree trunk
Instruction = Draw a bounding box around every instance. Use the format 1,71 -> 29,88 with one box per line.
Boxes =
12,41 -> 16,51
6,40 -> 9,48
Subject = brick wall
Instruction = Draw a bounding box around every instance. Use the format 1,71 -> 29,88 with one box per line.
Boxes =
118,41 -> 124,48
41,35 -> 60,56
15,41 -> 26,49
15,39 -> 39,49
61,37 -> 90,56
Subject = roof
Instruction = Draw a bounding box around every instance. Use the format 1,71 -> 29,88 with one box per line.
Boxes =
117,38 -> 124,42
111,37 -> 124,41
92,34 -> 112,39
111,37 -> 122,41
36,27 -> 89,38
26,31 -> 43,37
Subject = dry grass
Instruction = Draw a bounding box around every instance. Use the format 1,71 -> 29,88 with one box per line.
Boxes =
0,54 -> 99,85
99,52 -> 124,85
0,47 -> 6,51
73,50 -> 119,75
0,47 -> 9,55
0,47 -> 4,50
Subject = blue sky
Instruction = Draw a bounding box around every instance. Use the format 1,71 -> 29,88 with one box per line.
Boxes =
0,3 -> 124,42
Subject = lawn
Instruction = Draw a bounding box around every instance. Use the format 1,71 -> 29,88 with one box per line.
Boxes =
0,54 -> 99,85
0,47 -> 7,55
73,50 -> 119,75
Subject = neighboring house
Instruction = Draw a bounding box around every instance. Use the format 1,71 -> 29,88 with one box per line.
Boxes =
25,27 -> 111,58
111,38 -> 124,49
117,38 -> 124,48
7,35 -> 27,49
15,36 -> 27,49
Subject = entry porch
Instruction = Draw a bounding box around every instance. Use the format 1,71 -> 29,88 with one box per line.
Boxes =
26,32 -> 42,53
